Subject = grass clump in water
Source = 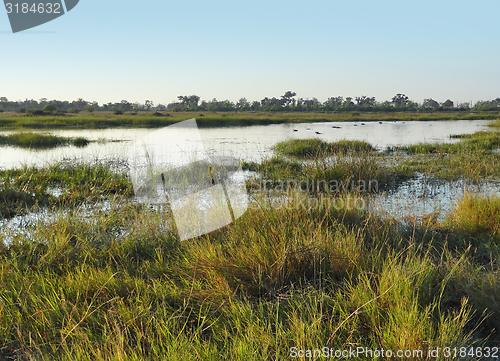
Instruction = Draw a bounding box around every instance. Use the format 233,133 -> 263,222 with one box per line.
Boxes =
0,160 -> 133,218
245,139 -> 411,193
399,131 -> 500,155
397,128 -> 500,180
273,138 -> 375,158
0,132 -> 90,149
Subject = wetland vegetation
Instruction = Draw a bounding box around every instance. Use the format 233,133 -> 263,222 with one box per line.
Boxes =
0,132 -> 90,149
0,110 -> 499,130
1,120 -> 500,359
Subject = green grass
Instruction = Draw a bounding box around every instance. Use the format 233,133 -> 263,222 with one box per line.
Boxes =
3,126 -> 500,359
488,119 -> 500,128
445,192 -> 500,239
398,131 -> 500,155
393,130 -> 500,180
0,132 -> 90,149
0,161 -> 132,218
0,110 -> 498,130
1,190 -> 498,360
273,138 -> 375,157
244,139 -> 411,193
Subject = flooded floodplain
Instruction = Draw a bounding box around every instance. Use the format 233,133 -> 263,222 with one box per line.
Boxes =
2,118 -> 500,358
0,119 -> 498,230
0,119 -> 490,169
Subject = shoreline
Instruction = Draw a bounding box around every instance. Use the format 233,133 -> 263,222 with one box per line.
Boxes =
0,110 -> 499,130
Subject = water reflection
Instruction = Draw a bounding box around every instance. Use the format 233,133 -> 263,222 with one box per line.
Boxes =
0,119 -> 491,170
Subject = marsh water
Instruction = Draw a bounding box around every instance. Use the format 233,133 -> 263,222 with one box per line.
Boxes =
1,119 -> 499,234
0,119 -> 491,169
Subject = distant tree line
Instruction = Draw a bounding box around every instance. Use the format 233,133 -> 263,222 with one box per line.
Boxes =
1,92 -> 500,114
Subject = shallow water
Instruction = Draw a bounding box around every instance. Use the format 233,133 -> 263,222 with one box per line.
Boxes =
0,119 -> 497,240
3,174 -> 499,240
0,119 -> 491,170
370,174 -> 500,222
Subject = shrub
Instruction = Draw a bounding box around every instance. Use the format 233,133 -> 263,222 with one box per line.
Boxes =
42,104 -> 57,113
114,109 -> 124,115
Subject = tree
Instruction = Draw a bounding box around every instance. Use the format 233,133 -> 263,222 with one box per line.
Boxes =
298,98 -> 321,111
442,99 -> 454,109
342,97 -> 355,110
422,98 -> 439,110
260,97 -> 282,111
456,102 -> 471,111
145,100 -> 154,111
120,100 -> 133,111
323,96 -> 343,111
236,98 -> 250,111
73,98 -> 88,110
406,101 -> 418,111
280,91 -> 296,108
250,101 -> 261,111
177,95 -> 200,111
391,93 -> 409,108
355,96 -> 376,108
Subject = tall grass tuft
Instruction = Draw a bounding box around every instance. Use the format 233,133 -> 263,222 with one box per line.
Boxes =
445,192 -> 500,239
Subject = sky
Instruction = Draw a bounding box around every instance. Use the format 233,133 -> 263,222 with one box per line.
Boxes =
1,0 -> 500,106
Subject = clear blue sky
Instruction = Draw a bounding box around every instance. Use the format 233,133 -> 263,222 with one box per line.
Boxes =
1,0 -> 500,106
